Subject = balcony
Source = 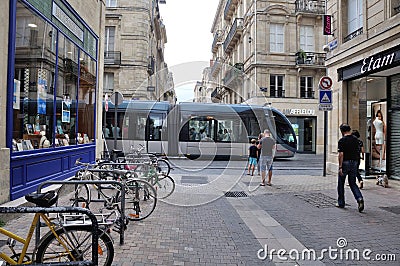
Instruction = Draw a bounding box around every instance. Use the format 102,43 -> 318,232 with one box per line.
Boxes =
344,27 -> 363,43
104,51 -> 121,66
211,33 -> 221,53
211,86 -> 227,102
210,57 -> 223,77
223,63 -> 244,89
223,18 -> 244,54
295,0 -> 325,15
295,52 -> 326,67
224,0 -> 239,21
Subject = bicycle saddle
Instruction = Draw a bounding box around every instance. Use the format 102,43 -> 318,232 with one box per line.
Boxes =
25,190 -> 58,207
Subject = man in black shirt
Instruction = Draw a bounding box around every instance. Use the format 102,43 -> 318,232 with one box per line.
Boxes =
337,124 -> 364,212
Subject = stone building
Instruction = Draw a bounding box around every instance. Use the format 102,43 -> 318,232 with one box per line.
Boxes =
103,0 -> 174,101
203,0 -> 328,154
324,0 -> 400,179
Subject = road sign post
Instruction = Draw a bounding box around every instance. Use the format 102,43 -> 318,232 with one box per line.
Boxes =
318,76 -> 333,177
110,92 -> 124,150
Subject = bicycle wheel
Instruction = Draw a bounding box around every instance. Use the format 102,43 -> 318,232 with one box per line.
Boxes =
152,175 -> 175,199
118,179 -> 157,221
57,179 -> 90,209
36,225 -> 114,266
156,159 -> 171,175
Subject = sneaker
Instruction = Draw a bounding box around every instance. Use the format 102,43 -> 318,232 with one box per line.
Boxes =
358,199 -> 364,213
335,203 -> 345,209
359,181 -> 363,189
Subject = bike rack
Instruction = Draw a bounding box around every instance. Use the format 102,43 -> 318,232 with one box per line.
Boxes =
0,206 -> 99,266
37,180 -> 126,245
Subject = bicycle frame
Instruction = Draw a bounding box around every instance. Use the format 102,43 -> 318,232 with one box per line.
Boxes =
0,206 -> 99,265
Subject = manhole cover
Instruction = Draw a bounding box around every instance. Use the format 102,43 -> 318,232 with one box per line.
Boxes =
294,192 -> 337,208
180,176 -> 208,184
380,206 -> 400,215
224,191 -> 248,198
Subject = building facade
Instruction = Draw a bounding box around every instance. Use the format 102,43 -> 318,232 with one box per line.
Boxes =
103,0 -> 173,102
1,0 -> 105,202
324,0 -> 400,179
205,0 -> 328,154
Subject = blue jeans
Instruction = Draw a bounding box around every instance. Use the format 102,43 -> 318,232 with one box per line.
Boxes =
338,160 -> 363,207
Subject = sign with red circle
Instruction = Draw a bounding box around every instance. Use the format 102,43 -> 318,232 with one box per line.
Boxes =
319,76 -> 333,90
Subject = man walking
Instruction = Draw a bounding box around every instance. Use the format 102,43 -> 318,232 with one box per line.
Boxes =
337,123 -> 364,212
257,129 -> 276,186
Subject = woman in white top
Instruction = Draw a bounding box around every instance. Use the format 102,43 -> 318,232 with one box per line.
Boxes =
373,109 -> 386,160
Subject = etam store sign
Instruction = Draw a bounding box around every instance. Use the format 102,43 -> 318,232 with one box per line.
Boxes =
338,44 -> 400,81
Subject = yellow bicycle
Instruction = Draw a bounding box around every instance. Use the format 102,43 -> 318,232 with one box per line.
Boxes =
0,190 -> 114,265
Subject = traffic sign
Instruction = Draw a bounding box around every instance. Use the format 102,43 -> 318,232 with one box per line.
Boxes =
319,104 -> 333,111
110,92 -> 124,106
319,76 -> 333,90
319,90 -> 332,104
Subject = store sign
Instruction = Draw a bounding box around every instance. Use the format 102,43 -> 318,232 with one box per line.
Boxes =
323,15 -> 332,35
338,44 -> 400,81
281,109 -> 316,116
360,53 -> 396,74
52,3 -> 84,41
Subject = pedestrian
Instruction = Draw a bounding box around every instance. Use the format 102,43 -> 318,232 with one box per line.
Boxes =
247,139 -> 258,176
337,123 -> 364,212
257,129 -> 276,186
352,129 -> 365,189
256,133 -> 263,175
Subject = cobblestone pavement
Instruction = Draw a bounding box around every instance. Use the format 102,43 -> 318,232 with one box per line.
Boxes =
0,155 -> 399,265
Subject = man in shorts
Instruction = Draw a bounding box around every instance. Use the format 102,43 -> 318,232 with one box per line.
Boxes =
257,129 -> 276,186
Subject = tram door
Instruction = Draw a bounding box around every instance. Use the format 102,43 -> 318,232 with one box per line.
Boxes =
146,112 -> 166,154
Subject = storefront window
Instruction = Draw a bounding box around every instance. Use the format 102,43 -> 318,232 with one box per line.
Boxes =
348,76 -> 387,173
11,1 -> 97,152
12,2 -> 56,151
56,34 -> 78,146
77,53 -> 96,144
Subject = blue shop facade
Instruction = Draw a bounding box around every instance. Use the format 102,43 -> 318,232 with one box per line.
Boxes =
6,0 -> 101,200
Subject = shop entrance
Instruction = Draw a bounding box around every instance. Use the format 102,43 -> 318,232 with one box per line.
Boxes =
288,117 -> 316,153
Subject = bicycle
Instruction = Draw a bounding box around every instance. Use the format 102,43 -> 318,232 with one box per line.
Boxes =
125,144 -> 172,175
0,190 -> 114,265
60,159 -> 157,221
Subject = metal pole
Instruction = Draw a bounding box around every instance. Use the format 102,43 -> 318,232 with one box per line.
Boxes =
114,93 -> 118,150
323,110 -> 327,176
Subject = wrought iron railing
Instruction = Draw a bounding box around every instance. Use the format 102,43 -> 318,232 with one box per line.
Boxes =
295,52 -> 326,66
104,51 -> 121,65
344,27 -> 363,42
295,0 -> 325,14
223,18 -> 244,52
210,57 -> 223,77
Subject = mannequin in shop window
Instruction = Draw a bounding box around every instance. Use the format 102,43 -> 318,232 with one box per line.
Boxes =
372,110 -> 386,168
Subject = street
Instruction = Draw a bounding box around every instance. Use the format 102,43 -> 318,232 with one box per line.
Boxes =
1,154 -> 399,265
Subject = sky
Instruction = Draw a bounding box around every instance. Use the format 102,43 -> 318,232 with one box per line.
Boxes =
159,0 -> 219,102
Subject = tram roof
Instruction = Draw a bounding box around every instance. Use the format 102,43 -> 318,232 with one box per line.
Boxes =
106,100 -> 171,111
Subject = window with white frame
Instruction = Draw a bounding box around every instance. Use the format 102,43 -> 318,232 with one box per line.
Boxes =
103,72 -> 114,93
270,75 -> 285,98
347,0 -> 363,34
300,25 -> 314,52
106,0 -> 117,8
104,26 -> 115,52
300,76 -> 314,98
270,24 -> 284,53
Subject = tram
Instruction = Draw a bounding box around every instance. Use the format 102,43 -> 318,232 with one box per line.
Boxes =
103,101 -> 297,159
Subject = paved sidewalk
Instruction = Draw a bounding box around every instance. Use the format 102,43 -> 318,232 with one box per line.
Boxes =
1,171 -> 399,265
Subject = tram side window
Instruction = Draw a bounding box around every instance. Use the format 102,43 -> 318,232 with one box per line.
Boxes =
188,118 -> 215,141
148,114 -> 163,141
136,115 -> 146,140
